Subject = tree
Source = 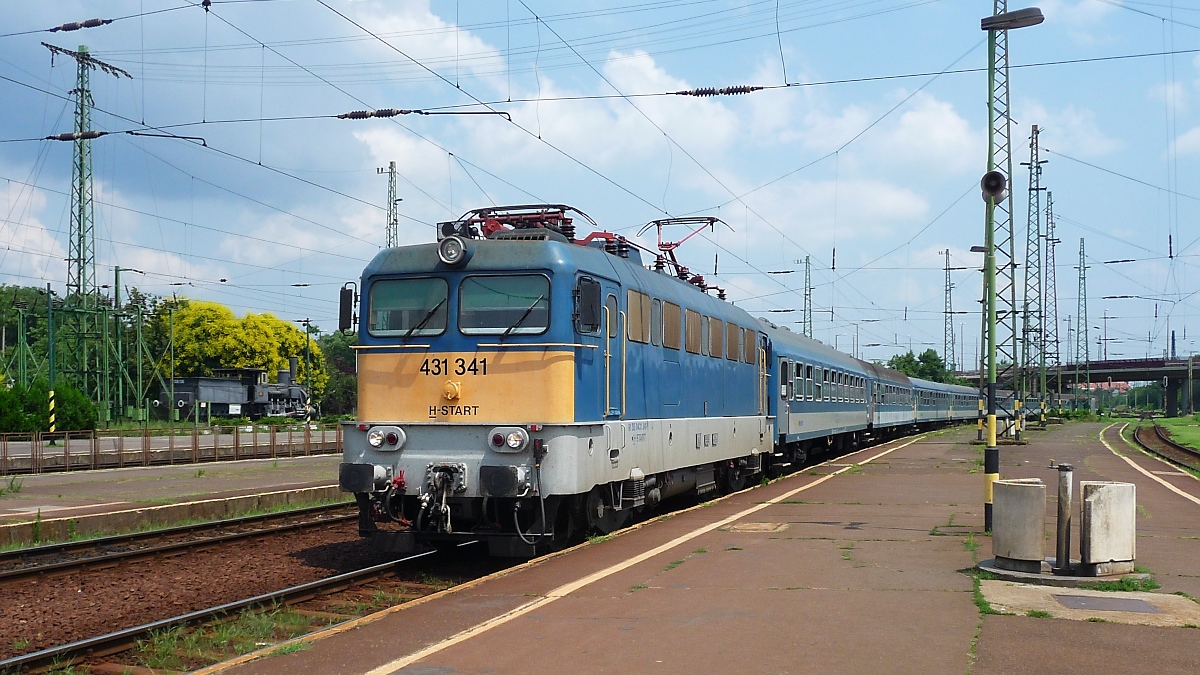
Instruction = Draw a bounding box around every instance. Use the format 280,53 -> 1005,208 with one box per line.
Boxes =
317,331 -> 356,415
147,299 -> 328,399
886,349 -> 957,383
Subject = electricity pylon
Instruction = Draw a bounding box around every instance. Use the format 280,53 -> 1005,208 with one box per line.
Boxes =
1075,238 -> 1090,408
944,249 -> 956,372
378,161 -> 398,248
802,255 -> 813,338
1044,192 -> 1061,407
1020,124 -> 1046,419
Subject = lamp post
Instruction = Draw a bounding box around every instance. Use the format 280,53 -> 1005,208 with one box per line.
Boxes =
981,5 -> 1044,533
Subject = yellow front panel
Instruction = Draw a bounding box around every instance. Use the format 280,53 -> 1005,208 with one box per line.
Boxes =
358,350 -> 575,423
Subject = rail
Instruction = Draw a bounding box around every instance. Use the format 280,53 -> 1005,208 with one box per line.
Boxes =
0,502 -> 355,584
0,422 -> 343,475
1130,422 -> 1200,471
0,549 -> 440,673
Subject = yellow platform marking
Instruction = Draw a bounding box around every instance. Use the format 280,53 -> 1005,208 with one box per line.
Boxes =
1101,423 -> 1200,507
358,350 -> 575,423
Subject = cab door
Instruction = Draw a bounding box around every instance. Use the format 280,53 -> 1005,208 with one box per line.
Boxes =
603,290 -> 623,418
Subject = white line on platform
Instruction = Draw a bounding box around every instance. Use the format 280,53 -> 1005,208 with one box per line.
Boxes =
1101,423 -> 1200,507
363,434 -> 927,675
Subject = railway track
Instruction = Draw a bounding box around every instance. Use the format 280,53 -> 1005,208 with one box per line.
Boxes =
0,547 -> 464,673
0,501 -> 356,584
1131,422 -> 1200,472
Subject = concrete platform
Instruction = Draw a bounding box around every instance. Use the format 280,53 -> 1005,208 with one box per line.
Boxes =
0,454 -> 344,545
201,422 -> 1200,675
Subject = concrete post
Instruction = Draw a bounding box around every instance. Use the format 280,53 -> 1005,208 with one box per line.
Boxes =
1054,463 -> 1073,574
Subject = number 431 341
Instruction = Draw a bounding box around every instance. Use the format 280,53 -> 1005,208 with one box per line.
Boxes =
420,357 -> 488,376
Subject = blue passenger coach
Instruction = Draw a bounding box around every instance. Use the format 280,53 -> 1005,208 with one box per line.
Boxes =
337,205 -> 976,556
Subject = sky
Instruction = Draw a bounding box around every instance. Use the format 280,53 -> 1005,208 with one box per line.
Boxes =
1,0 -> 1198,370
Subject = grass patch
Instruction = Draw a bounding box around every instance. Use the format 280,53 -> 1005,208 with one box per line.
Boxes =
663,559 -> 685,572
843,463 -> 864,475
1137,504 -> 1150,518
11,637 -> 31,651
1026,610 -> 1052,618
270,641 -> 311,656
692,548 -> 707,554
629,583 -> 647,593
971,575 -> 1002,615
134,605 -> 316,671
1172,591 -> 1199,604
586,533 -> 614,545
964,532 -> 979,553
0,475 -> 24,497
839,542 -> 855,561
1086,617 -> 1108,623
1080,577 -> 1160,593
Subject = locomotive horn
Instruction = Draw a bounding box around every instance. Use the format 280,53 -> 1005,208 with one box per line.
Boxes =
980,170 -> 1007,202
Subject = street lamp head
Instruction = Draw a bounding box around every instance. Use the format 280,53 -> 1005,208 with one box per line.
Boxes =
981,7 -> 1044,31
970,245 -> 987,253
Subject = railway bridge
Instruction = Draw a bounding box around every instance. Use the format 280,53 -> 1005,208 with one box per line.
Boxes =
960,356 -> 1198,416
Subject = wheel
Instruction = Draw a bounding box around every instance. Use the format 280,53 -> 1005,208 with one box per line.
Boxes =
584,486 -> 628,534
721,459 -> 748,493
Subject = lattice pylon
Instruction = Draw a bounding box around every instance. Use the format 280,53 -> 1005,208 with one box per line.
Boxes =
944,249 -> 956,372
1044,192 -> 1061,401
1020,125 -> 1045,404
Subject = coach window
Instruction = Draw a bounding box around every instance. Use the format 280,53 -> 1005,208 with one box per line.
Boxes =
806,365 -> 814,400
813,368 -> 822,401
726,322 -> 740,360
459,274 -> 550,336
368,277 -> 448,337
710,317 -> 724,359
824,369 -> 831,401
781,360 -> 792,400
651,299 -> 662,346
626,290 -> 650,344
663,302 -> 682,350
700,315 -> 710,356
793,362 -> 804,401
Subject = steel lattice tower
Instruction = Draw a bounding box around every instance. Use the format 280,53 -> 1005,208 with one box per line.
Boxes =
803,255 -> 813,338
379,161 -> 399,248
990,0 -> 1020,429
67,46 -> 96,304
1075,238 -> 1090,405
1020,125 -> 1046,405
944,249 -> 956,372
1044,192 -> 1061,402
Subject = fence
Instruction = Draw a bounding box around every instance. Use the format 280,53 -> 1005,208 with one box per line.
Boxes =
0,423 -> 343,475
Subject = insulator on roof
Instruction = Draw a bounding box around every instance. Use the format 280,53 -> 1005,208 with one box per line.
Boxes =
50,18 -> 113,32
46,131 -> 107,141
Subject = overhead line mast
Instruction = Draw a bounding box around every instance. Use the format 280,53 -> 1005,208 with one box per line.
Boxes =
1020,124 -> 1046,425
1043,192 -> 1061,416
944,249 -> 956,373
378,161 -> 399,248
1076,238 -> 1090,409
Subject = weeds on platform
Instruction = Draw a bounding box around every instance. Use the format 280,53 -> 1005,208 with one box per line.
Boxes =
0,475 -> 23,497
1080,576 -> 1160,593
271,640 -> 311,656
1026,610 -> 1052,618
963,532 -> 979,553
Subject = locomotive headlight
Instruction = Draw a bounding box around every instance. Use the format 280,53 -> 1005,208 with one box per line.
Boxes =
488,426 -> 529,452
368,429 -> 385,447
437,235 -> 470,266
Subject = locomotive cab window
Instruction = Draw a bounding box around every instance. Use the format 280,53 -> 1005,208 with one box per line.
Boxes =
606,294 -> 619,338
575,276 -> 602,334
368,277 -> 448,338
459,274 -> 550,335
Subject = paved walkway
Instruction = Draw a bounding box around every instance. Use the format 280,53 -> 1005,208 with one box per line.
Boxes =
202,422 -> 1199,675
0,454 -> 341,524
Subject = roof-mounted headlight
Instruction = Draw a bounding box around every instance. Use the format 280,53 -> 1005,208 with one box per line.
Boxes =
438,235 -> 471,266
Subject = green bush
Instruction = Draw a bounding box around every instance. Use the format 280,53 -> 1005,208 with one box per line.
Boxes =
2,380 -> 97,432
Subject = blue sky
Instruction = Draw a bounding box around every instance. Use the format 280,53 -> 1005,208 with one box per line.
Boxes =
1,0 -> 1197,369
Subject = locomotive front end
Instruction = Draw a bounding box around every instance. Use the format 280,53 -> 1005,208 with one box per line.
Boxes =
339,219 -> 592,556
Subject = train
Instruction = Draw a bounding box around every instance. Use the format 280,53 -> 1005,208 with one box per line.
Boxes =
337,205 -> 978,556
154,362 -> 315,421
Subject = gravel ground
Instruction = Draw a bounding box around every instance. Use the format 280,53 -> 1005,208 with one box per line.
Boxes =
0,522 -> 390,660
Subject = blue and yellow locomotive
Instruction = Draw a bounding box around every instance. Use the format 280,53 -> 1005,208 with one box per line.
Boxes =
337,205 -> 977,556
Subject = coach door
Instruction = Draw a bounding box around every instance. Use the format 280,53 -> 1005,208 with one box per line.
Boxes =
603,290 -> 623,418
778,358 -> 792,436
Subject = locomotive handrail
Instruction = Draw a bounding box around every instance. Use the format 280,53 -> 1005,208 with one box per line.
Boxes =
351,344 -> 432,350
621,309 -> 628,419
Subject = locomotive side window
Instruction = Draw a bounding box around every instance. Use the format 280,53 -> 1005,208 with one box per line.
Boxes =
685,309 -> 702,354
709,318 -> 724,359
626,290 -> 650,343
575,277 -> 602,334
743,328 -> 755,363
663,302 -> 682,349
700,315 -> 710,356
460,274 -> 550,335
605,294 -> 618,338
651,298 -> 662,346
368,277 -> 448,337
726,322 -> 740,360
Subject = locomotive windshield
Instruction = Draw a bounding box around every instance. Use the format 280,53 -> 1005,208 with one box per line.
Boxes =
368,278 -> 448,337
459,274 -> 550,335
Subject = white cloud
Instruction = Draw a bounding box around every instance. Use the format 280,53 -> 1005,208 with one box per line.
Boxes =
1172,126 -> 1200,156
1016,100 -> 1120,157
0,180 -> 64,285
